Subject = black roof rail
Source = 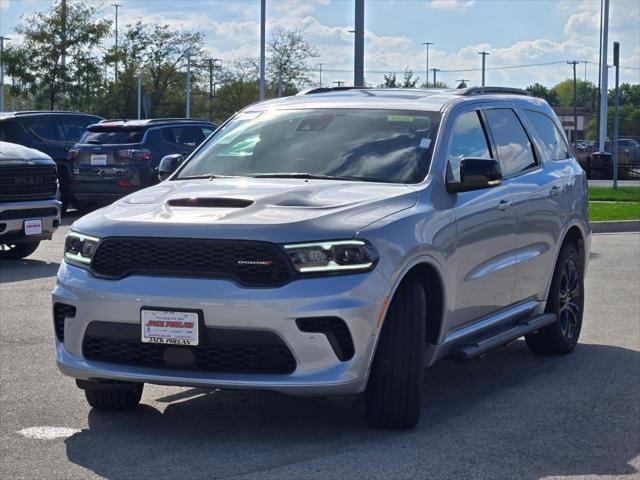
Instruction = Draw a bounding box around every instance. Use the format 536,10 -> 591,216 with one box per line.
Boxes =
296,86 -> 365,95
11,110 -> 97,116
454,87 -> 530,96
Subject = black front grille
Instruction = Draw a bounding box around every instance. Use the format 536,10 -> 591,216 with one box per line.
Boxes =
90,237 -> 294,286
0,207 -> 58,220
296,317 -> 355,361
53,303 -> 76,342
83,321 -> 296,374
0,164 -> 58,202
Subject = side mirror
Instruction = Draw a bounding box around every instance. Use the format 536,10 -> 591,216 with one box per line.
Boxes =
447,158 -> 502,193
157,154 -> 185,181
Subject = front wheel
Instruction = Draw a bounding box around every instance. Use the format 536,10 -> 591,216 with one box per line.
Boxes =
84,383 -> 143,410
525,243 -> 584,355
365,279 -> 426,429
0,242 -> 40,260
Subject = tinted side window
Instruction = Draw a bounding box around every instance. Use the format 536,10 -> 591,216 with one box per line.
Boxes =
485,109 -> 536,177
162,126 -> 205,148
524,110 -> 570,160
0,122 -> 18,142
60,116 -> 97,143
447,110 -> 492,182
20,118 -> 65,142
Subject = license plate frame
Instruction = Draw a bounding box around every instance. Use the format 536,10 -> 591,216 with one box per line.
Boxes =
24,219 -> 43,235
140,308 -> 202,346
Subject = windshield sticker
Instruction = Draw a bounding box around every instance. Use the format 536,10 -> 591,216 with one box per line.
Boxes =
419,138 -> 432,149
387,114 -> 414,122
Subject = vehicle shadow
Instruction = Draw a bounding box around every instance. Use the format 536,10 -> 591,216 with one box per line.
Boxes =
0,259 -> 60,283
64,342 -> 639,480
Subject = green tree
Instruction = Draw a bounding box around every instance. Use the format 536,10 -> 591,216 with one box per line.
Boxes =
4,0 -> 111,110
525,82 -> 559,106
608,83 -> 640,106
214,58 -> 260,123
553,79 -> 597,108
381,72 -> 398,88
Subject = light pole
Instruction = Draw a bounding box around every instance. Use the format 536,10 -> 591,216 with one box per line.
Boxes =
0,36 -> 10,113
597,0 -> 610,153
478,51 -> 490,87
136,75 -> 142,119
422,42 -> 433,88
259,0 -> 266,100
185,50 -> 191,118
208,58 -> 221,122
567,60 -> 580,147
112,4 -> 121,83
612,42 -> 620,189
354,0 -> 365,87
318,63 -> 324,87
431,68 -> 440,87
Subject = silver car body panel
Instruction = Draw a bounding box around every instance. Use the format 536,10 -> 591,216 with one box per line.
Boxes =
53,89 -> 591,395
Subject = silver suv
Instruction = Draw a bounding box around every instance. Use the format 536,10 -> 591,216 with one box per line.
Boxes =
53,87 -> 590,429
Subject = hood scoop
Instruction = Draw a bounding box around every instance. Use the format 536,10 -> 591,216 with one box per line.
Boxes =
167,197 -> 254,208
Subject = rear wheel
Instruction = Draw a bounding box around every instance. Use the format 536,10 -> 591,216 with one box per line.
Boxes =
525,243 -> 584,355
0,242 -> 40,260
365,279 -> 426,429
84,383 -> 143,410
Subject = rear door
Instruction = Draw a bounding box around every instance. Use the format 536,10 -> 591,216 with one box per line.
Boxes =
447,106 -> 517,329
159,125 -> 208,157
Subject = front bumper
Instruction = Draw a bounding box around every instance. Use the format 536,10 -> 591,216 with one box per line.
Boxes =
53,262 -> 390,396
0,199 -> 61,243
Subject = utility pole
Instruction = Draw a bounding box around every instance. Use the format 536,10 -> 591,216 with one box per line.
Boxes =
318,63 -> 324,87
597,0 -> 609,153
136,75 -> 141,119
478,51 -> 490,87
0,36 -> 9,113
333,81 -> 345,87
185,50 -> 191,118
612,41 -> 620,189
422,42 -> 433,88
567,60 -> 580,148
431,68 -> 440,87
596,0 -> 604,145
354,0 -> 365,87
112,4 -> 121,83
259,0 -> 266,100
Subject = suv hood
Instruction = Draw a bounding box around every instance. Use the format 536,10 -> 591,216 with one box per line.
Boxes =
73,178 -> 418,242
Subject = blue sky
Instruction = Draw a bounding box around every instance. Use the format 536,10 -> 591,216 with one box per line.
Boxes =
1,0 -> 639,88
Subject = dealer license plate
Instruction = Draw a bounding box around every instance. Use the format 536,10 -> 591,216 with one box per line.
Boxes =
141,309 -> 199,346
24,219 -> 43,235
91,154 -> 107,166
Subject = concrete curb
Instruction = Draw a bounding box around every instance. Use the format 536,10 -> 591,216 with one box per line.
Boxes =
591,220 -> 640,233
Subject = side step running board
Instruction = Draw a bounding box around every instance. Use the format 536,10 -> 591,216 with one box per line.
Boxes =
450,313 -> 557,362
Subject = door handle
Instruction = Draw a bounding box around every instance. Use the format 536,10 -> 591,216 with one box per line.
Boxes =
550,185 -> 563,197
497,199 -> 513,211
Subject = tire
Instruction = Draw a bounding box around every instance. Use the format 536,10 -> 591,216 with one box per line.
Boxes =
84,383 -> 143,410
525,243 -> 584,355
366,279 -> 426,429
0,241 -> 40,260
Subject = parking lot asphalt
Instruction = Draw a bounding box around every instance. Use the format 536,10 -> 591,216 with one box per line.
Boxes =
1,218 -> 639,480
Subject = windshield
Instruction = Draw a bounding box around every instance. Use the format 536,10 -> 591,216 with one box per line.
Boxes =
177,109 -> 440,183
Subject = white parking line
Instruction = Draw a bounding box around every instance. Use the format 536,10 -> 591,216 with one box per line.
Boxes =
17,426 -> 81,440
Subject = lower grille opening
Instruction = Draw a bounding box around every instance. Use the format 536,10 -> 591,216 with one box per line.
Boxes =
83,321 -> 296,374
53,303 -> 76,342
0,207 -> 58,221
296,317 -> 355,361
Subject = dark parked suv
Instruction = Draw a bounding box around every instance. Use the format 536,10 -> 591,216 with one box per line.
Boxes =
0,112 -> 103,210
68,119 -> 216,207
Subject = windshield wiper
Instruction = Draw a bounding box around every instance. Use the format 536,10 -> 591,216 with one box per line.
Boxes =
248,172 -> 353,181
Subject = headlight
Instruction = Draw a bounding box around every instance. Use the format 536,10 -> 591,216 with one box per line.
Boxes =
284,239 -> 378,273
64,231 -> 100,266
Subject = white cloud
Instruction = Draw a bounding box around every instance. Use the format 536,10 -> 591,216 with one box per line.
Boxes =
0,0 -> 10,12
429,0 -> 475,11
